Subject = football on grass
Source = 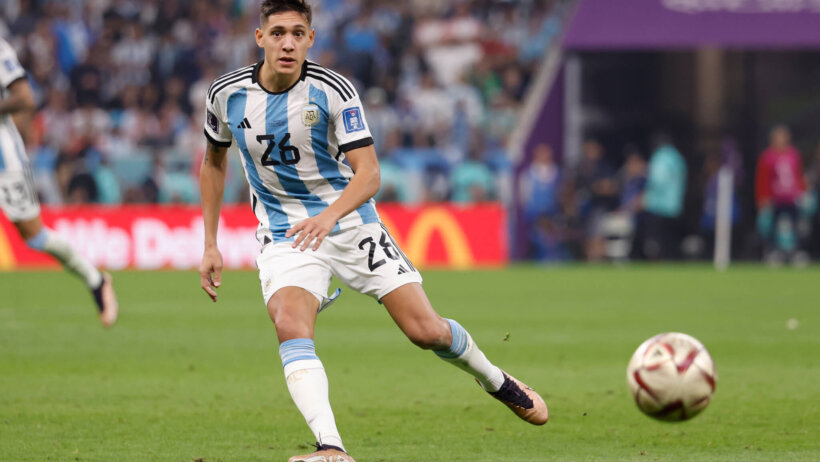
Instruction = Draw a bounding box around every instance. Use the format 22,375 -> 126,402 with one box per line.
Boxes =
627,332 -> 717,421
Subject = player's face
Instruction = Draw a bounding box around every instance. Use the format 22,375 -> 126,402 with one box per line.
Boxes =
256,11 -> 315,76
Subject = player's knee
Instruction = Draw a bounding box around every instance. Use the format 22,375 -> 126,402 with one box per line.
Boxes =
268,293 -> 313,341
271,309 -> 312,340
405,319 -> 451,350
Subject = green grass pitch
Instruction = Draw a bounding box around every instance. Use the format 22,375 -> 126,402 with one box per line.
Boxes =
1,266 -> 818,461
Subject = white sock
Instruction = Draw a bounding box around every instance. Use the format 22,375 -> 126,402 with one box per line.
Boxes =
27,228 -> 102,288
280,340 -> 345,452
435,319 -> 506,392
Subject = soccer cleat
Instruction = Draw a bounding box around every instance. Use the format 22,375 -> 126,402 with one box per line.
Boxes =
91,272 -> 118,328
288,444 -> 355,462
484,371 -> 549,425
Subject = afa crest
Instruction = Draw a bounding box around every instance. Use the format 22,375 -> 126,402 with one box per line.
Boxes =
302,104 -> 320,127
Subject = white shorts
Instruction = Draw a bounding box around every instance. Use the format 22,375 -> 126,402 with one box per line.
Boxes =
257,222 -> 423,305
0,168 -> 40,222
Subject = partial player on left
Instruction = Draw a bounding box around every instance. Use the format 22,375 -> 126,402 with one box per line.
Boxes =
0,36 -> 118,327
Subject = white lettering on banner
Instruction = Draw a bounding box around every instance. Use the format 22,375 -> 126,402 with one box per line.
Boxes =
107,227 -> 131,270
218,220 -> 256,269
54,219 -> 131,270
53,217 -> 259,270
134,219 -> 169,269
663,0 -> 820,13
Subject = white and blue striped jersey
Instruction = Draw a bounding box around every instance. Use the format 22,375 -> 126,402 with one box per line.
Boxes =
204,60 -> 380,246
0,37 -> 30,173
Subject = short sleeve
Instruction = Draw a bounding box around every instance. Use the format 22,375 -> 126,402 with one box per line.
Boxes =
0,40 -> 27,89
331,92 -> 374,153
203,93 -> 232,147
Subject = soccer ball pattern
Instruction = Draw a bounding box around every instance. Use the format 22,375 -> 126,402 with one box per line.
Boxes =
627,332 -> 717,421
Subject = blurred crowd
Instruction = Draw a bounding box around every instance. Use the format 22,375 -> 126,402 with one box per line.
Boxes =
520,127 -> 820,263
10,0 -> 812,263
1,0 -> 568,206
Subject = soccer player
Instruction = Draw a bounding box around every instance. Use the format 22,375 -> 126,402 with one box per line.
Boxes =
198,2 -> 548,461
0,37 -> 118,327
755,125 -> 808,263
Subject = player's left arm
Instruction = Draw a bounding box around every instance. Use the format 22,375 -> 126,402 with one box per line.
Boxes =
286,144 -> 381,251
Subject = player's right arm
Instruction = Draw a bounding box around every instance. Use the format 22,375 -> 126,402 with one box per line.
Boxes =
199,91 -> 233,302
199,140 -> 229,302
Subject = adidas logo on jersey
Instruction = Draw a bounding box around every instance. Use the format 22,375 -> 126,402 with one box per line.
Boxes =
237,118 -> 252,129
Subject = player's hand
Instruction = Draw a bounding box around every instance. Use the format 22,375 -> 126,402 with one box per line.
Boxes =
286,213 -> 337,251
199,246 -> 223,302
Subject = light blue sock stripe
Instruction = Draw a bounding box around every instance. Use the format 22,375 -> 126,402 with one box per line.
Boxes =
26,228 -> 49,251
279,338 -> 319,367
435,319 -> 469,359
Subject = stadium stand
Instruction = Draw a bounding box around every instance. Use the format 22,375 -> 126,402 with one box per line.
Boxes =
1,0 -> 570,207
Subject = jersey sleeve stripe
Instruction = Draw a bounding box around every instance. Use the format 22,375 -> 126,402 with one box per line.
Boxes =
207,65 -> 254,99
207,66 -> 252,98
306,72 -> 351,102
204,129 -> 232,147
306,65 -> 354,100
307,62 -> 356,96
319,66 -> 356,97
339,137 -> 373,153
306,70 -> 352,100
209,72 -> 253,104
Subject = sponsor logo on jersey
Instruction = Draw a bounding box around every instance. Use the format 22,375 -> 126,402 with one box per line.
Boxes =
342,107 -> 364,133
206,110 -> 219,134
302,104 -> 320,127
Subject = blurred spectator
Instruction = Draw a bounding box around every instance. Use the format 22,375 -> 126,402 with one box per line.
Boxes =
375,130 -> 412,203
363,87 -> 399,156
67,172 -> 98,204
520,143 -> 566,261
521,143 -> 562,223
573,139 -> 619,261
409,71 -> 455,134
529,215 -> 572,263
755,125 -> 807,263
618,146 -> 646,216
591,146 -> 647,261
376,158 -> 410,203
636,133 -> 687,260
414,1 -> 482,87
451,148 -> 495,203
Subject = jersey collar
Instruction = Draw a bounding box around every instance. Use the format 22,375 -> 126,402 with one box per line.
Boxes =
252,59 -> 308,95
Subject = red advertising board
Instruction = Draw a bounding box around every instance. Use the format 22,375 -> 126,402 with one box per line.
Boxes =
0,204 -> 507,270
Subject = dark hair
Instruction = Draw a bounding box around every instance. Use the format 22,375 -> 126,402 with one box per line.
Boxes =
260,0 -> 312,26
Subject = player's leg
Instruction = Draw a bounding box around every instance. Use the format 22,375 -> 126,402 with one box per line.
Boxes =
379,283 -> 504,386
13,215 -> 118,327
259,246 -> 350,459
381,283 -> 549,425
15,215 -> 101,287
330,222 -> 548,424
1,167 -> 117,326
268,288 -> 349,459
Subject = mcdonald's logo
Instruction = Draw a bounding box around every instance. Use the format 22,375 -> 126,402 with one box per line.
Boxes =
378,205 -> 506,269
